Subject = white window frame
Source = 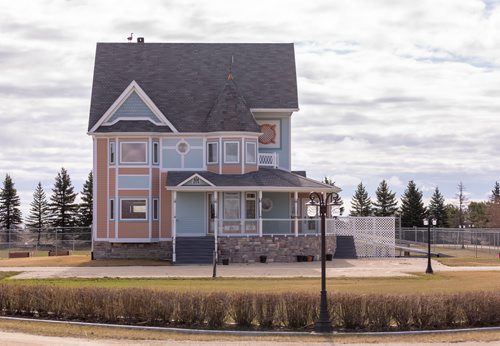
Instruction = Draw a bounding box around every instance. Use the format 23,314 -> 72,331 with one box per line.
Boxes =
120,141 -> 148,164
152,198 -> 159,221
109,199 -> 115,220
207,142 -> 218,164
175,140 -> 190,155
120,198 -> 148,221
245,192 -> 256,219
152,142 -> 159,164
223,192 -> 241,219
224,141 -> 240,164
109,142 -> 116,165
245,141 -> 257,164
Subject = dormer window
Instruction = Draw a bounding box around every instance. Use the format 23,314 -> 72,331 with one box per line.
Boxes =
224,141 -> 239,164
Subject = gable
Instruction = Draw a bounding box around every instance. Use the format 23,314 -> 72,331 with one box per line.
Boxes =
178,174 -> 214,187
105,91 -> 163,125
89,80 -> 178,133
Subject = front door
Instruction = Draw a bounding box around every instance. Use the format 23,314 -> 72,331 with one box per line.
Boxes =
207,193 -> 215,235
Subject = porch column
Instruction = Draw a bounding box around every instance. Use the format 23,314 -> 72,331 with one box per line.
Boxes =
214,191 -> 218,260
258,191 -> 263,237
172,191 -> 177,263
294,191 -> 299,237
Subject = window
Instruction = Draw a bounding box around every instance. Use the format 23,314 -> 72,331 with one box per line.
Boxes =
109,142 -> 116,164
245,193 -> 256,219
245,142 -> 257,164
120,142 -> 147,164
207,142 -> 218,164
224,142 -> 239,163
262,197 -> 273,212
121,199 -> 147,220
109,199 -> 115,220
152,198 -> 159,220
152,142 -> 159,164
223,192 -> 240,219
176,141 -> 190,155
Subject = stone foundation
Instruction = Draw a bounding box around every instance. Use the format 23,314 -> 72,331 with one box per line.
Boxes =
217,235 -> 336,263
93,241 -> 172,260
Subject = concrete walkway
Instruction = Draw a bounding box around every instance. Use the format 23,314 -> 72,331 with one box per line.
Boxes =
0,258 -> 499,279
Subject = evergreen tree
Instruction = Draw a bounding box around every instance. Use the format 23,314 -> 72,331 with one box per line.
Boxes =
400,180 -> 426,227
428,187 -> 447,227
49,168 -> 78,228
0,174 -> 22,231
372,180 -> 398,216
491,181 -> 500,203
350,182 -> 372,216
78,171 -> 93,227
25,182 -> 50,245
444,204 -> 460,228
323,177 -> 344,216
467,201 -> 488,228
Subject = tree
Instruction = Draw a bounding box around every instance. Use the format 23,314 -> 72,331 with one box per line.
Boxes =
400,180 -> 426,227
427,187 -> 447,227
491,181 -> 500,203
372,180 -> 398,216
444,204 -> 460,228
350,182 -> 372,216
49,168 -> 78,228
0,174 -> 22,231
467,201 -> 488,228
456,181 -> 468,228
78,171 -> 93,227
323,177 -> 344,216
25,182 -> 50,245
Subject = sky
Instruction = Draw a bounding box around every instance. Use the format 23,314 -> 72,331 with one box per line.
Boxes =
1,0 -> 500,217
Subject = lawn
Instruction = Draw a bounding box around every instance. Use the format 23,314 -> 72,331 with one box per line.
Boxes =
3,271 -> 500,294
0,255 -> 169,267
406,244 -> 500,266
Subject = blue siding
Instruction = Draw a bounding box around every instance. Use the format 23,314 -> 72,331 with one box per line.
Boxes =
185,149 -> 204,169
186,138 -> 203,146
176,192 -> 206,235
163,149 -> 181,169
109,92 -> 161,123
262,192 -> 291,234
118,175 -> 150,189
259,117 -> 290,170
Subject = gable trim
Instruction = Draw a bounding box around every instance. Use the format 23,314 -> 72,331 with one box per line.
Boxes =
89,80 -> 178,133
177,173 -> 215,187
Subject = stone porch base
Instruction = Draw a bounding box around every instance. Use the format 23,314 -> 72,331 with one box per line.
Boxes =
93,241 -> 172,260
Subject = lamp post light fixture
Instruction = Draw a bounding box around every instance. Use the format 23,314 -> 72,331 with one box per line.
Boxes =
306,191 -> 340,333
423,217 -> 437,274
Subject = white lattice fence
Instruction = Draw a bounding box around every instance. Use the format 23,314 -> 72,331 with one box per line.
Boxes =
326,217 -> 396,257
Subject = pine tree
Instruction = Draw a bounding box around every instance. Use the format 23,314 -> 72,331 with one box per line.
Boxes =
491,181 -> 500,203
25,182 -> 50,245
323,177 -> 345,216
400,180 -> 426,227
428,187 -> 447,227
372,180 -> 398,216
350,182 -> 372,216
0,174 -> 22,232
78,171 -> 93,227
49,168 -> 78,228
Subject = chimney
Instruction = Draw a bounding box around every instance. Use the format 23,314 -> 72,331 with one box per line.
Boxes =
137,37 -> 145,43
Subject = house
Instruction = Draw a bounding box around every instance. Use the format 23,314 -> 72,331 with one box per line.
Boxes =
88,41 -> 341,263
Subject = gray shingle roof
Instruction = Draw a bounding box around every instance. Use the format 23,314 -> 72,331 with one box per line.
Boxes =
166,168 -> 336,190
89,43 -> 298,133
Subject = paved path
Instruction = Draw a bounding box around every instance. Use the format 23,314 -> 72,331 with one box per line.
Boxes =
0,258 -> 499,279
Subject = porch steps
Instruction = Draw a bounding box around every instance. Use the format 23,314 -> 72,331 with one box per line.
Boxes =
175,236 -> 215,264
334,235 -> 357,259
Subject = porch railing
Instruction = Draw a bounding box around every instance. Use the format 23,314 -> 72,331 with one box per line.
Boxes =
258,152 -> 279,168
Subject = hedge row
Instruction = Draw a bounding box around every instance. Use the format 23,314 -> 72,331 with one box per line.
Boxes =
0,284 -> 499,331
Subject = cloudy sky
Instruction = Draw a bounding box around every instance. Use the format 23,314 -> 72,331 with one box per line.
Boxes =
1,0 -> 500,216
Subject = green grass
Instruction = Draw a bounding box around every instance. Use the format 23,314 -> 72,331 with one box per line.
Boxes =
0,272 -> 19,280
3,271 -> 500,294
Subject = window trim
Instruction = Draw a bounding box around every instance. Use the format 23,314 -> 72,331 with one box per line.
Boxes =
224,141 -> 240,164
152,198 -> 159,221
152,142 -> 159,164
109,142 -> 116,165
207,142 -> 218,164
120,141 -> 148,164
245,141 -> 257,164
223,192 -> 241,220
175,140 -> 190,155
120,198 -> 148,221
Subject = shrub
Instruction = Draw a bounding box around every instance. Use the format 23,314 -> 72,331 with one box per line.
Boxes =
174,292 -> 205,326
392,295 -> 414,330
255,293 -> 279,328
205,292 -> 228,328
337,293 -> 366,330
365,295 -> 393,331
280,292 -> 317,329
230,292 -> 255,327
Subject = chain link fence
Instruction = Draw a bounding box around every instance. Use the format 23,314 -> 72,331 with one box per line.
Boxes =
0,227 -> 92,258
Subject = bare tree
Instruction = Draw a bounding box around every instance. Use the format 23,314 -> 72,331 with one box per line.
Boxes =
456,181 -> 468,228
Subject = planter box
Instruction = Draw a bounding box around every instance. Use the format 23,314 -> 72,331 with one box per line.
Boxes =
48,250 -> 71,257
8,251 -> 31,258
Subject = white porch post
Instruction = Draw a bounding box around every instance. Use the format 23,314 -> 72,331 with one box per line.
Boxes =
214,191 -> 218,260
294,191 -> 299,237
258,191 -> 263,237
172,191 -> 177,263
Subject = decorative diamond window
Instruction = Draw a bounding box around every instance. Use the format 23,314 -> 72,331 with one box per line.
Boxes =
176,141 -> 190,155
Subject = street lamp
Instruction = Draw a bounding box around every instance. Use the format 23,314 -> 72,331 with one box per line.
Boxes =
306,191 -> 339,333
423,217 -> 437,274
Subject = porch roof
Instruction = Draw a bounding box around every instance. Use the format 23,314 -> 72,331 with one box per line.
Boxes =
166,168 -> 341,192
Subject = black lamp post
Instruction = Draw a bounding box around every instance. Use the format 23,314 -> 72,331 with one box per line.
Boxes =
307,191 -> 339,333
423,217 -> 436,274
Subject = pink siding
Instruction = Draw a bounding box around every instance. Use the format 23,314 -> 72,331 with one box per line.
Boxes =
160,172 -> 172,238
96,138 -> 108,238
118,222 -> 149,238
109,167 -> 116,197
118,167 -> 150,174
222,165 -> 241,174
